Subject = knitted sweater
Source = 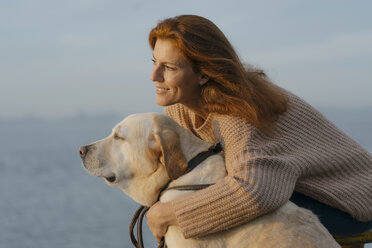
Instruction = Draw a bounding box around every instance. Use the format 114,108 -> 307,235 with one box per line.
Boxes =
164,91 -> 372,239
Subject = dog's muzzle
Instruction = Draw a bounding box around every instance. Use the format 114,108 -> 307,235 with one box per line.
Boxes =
79,146 -> 117,183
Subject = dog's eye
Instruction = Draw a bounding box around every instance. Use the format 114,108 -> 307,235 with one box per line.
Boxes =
113,133 -> 125,140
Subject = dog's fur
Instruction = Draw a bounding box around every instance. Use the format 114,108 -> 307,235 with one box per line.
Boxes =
80,113 -> 340,248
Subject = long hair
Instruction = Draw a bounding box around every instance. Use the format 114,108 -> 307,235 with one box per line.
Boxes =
149,15 -> 288,134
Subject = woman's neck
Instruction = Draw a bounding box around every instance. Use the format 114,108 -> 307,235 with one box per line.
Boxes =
180,92 -> 209,125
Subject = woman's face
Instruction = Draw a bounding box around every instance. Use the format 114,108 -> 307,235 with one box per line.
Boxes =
150,39 -> 204,108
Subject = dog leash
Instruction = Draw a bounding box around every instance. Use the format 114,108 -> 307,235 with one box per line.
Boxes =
129,143 -> 222,248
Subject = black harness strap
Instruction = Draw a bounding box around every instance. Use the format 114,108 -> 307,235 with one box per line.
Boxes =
185,142 -> 223,173
165,184 -> 214,192
129,143 -> 222,248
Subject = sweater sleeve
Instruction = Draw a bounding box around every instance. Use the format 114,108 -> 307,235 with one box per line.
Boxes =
169,114 -> 301,238
164,96 -> 372,237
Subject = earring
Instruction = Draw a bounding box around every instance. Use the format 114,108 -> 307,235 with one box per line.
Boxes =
200,75 -> 209,86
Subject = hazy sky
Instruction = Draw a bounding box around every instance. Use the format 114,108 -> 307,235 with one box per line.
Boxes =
1,0 -> 371,119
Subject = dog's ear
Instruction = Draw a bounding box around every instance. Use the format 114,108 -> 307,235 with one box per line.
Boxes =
148,129 -> 188,180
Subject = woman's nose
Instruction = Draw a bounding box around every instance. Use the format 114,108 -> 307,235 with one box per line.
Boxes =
151,66 -> 163,82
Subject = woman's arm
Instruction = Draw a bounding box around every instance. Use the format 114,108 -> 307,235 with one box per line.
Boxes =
160,105 -> 299,239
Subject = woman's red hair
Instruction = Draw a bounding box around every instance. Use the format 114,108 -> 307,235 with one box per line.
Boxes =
149,15 -> 288,134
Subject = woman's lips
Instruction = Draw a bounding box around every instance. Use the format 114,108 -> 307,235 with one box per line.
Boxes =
156,87 -> 169,94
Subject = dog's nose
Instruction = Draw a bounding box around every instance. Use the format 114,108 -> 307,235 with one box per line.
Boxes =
79,146 -> 88,158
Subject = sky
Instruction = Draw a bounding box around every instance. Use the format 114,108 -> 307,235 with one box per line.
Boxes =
1,0 -> 372,119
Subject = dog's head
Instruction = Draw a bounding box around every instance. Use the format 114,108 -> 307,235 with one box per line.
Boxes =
79,113 -> 211,206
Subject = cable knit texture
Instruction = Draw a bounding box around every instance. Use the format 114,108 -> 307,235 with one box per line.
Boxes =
164,91 -> 372,239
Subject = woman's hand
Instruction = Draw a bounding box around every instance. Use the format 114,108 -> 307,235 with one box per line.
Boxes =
146,201 -> 178,242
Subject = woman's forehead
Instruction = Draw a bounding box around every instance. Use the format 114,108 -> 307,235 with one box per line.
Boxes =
153,39 -> 188,66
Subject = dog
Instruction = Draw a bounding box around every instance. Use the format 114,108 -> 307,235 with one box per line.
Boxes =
79,112 -> 340,248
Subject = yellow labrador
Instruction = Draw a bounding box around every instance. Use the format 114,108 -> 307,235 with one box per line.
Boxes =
79,113 -> 340,248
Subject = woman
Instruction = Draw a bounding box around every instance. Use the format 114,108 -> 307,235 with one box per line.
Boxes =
146,14 -> 372,242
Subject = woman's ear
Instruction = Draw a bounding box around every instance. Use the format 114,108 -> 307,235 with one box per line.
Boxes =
199,74 -> 209,86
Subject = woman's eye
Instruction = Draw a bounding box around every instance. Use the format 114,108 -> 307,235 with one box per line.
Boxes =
151,58 -> 176,71
164,65 -> 175,71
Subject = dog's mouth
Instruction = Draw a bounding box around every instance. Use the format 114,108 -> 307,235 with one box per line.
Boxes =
104,175 -> 116,183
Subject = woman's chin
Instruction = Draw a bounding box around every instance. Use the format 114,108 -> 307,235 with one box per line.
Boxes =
156,97 -> 174,107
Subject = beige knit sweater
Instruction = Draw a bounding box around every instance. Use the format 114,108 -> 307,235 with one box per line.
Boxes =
164,91 -> 372,239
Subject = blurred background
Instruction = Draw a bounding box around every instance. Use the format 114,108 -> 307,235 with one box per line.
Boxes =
1,0 -> 371,247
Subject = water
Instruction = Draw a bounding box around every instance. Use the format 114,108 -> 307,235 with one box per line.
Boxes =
0,114 -> 156,248
1,109 -> 371,248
